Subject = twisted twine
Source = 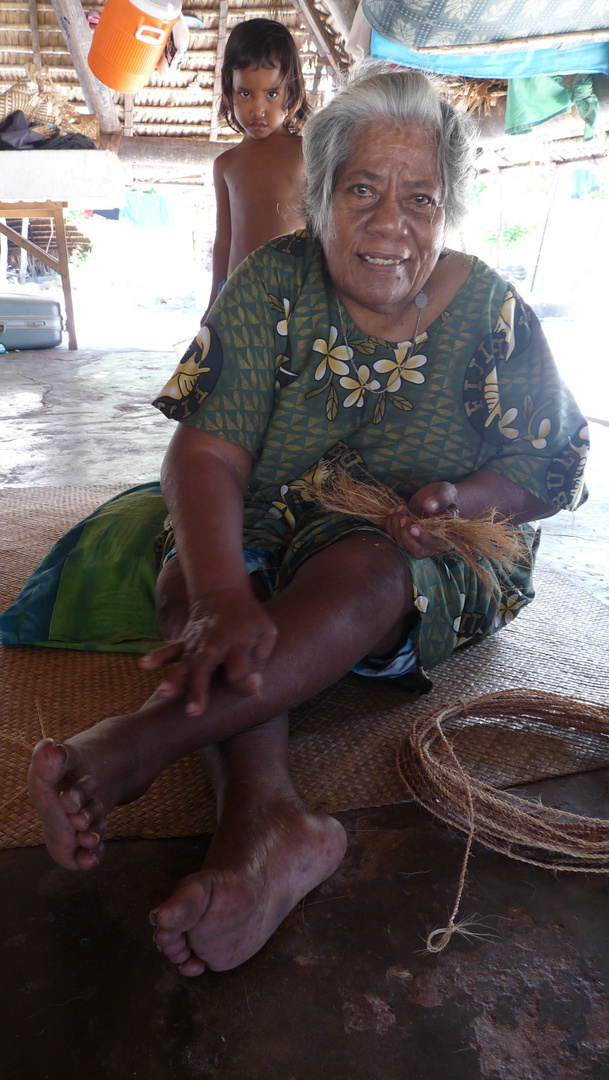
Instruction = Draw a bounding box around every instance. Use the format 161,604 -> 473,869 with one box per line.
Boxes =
396,689 -> 609,952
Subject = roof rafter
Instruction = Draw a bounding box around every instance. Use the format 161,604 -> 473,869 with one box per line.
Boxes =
290,0 -> 345,76
209,0 -> 228,142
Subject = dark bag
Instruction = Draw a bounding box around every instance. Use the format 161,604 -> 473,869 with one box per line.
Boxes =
0,110 -> 45,150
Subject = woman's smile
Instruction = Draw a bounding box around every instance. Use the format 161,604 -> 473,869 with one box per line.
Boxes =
359,253 -> 406,266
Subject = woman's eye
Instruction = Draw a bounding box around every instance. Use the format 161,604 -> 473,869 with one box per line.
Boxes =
413,194 -> 432,205
353,184 -> 371,197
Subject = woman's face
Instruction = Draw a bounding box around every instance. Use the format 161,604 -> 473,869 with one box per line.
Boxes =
324,121 -> 447,323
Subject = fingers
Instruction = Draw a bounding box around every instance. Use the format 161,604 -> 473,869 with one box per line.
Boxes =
140,641 -> 184,670
386,508 -> 448,559
142,602 -> 278,716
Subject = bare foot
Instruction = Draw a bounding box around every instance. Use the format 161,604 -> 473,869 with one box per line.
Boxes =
27,725 -> 154,871
151,795 -> 347,974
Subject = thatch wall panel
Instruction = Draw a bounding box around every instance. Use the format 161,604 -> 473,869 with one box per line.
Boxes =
0,0 -> 346,146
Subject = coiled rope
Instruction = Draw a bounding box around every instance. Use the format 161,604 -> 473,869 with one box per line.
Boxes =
396,689 -> 609,952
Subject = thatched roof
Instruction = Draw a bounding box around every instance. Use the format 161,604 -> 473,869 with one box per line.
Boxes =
0,0 -> 606,171
0,0 -> 350,141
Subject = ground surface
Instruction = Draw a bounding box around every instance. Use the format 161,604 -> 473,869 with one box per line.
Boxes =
1,332 -> 608,1080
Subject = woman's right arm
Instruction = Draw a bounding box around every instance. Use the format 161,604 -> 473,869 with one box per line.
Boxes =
142,423 -> 278,715
201,156 -> 232,325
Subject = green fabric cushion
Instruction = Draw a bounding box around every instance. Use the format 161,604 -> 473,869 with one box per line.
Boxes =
0,483 -> 167,653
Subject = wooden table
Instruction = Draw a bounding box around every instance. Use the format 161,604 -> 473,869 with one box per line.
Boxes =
0,200 -> 77,350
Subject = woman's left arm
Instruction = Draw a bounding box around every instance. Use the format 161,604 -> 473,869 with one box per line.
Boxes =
385,469 -> 556,560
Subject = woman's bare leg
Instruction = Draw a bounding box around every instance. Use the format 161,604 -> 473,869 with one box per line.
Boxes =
28,532 -> 411,942
151,714 -> 347,974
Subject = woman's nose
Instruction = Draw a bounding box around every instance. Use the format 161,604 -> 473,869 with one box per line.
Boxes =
367,194 -> 408,234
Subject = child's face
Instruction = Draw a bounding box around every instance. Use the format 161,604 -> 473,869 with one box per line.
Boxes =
231,63 -> 289,139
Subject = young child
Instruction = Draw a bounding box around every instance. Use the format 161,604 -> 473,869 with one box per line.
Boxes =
202,19 -> 310,322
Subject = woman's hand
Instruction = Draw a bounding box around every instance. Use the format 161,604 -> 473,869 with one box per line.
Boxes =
141,587 -> 278,717
385,481 -> 458,559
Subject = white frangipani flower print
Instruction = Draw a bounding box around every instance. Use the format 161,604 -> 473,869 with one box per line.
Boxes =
498,407 -> 519,439
339,364 -> 381,408
531,418 -> 551,449
312,326 -> 352,381
276,298 -> 291,336
374,341 -> 427,393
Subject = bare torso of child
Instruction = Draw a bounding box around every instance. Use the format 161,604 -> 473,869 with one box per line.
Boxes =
218,130 -> 306,274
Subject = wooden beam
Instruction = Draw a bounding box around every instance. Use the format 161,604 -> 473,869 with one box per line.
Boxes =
209,0 -> 228,143
28,0 -> 43,69
290,0 -> 344,77
416,29 -> 609,55
0,202 -> 78,350
115,135 -> 228,171
50,0 -> 121,135
319,0 -> 356,42
123,94 -> 135,138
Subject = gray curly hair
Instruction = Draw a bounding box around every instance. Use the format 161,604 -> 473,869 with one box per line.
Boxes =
302,62 -> 478,241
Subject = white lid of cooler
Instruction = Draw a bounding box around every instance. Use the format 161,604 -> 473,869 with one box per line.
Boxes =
128,0 -> 181,21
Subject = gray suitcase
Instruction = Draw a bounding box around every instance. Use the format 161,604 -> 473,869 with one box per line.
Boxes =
0,293 -> 63,350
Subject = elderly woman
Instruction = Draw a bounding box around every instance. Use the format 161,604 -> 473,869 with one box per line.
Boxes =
25,64 -> 587,975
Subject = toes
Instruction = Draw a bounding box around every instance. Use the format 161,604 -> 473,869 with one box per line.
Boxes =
153,927 -> 198,967
67,796 -> 106,835
153,926 -> 185,950
179,956 -> 207,977
75,827 -> 104,850
29,738 -> 69,786
74,841 -> 103,870
152,876 -> 211,933
58,775 -> 97,813
157,938 -> 192,965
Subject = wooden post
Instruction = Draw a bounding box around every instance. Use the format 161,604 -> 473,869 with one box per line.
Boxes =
50,0 -> 121,135
123,94 -> 135,138
0,229 -> 7,286
19,219 -> 29,283
0,202 -> 78,350
209,0 -> 228,143
29,0 -> 43,69
51,207 -> 77,350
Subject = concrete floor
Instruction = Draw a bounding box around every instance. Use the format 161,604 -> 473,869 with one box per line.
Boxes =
1,343 -> 609,1080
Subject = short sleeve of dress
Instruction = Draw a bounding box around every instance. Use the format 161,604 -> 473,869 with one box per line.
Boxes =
463,283 -> 589,512
151,240 -> 299,457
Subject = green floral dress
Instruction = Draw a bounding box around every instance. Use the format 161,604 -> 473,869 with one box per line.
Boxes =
153,231 -> 588,670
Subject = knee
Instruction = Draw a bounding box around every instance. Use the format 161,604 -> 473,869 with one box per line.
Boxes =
322,532 -> 411,608
155,557 -> 188,637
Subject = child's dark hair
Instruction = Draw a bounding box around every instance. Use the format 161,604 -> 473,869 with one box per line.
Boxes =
219,18 -> 310,134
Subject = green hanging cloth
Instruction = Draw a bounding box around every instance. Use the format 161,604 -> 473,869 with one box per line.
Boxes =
506,75 -> 600,141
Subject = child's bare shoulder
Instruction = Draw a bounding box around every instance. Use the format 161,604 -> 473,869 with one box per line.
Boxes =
263,131 -> 304,165
214,141 -> 246,173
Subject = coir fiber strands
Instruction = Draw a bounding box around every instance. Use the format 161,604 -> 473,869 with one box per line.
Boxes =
1,485 -> 609,849
311,466 -> 526,593
397,689 -> 609,951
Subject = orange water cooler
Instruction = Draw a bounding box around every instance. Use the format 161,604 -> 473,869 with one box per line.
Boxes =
88,0 -> 181,93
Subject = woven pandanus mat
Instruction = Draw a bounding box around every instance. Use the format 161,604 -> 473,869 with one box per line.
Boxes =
1,485 -> 609,849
